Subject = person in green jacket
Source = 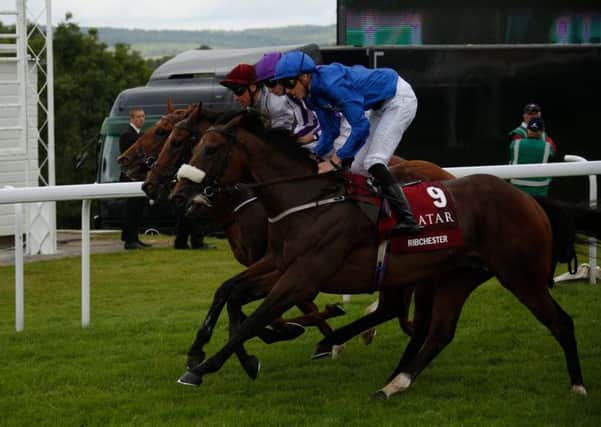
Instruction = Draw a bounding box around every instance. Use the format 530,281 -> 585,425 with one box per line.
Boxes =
508,103 -> 556,152
509,117 -> 556,196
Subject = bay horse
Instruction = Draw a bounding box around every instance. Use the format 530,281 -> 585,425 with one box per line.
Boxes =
157,105 -> 457,372
117,100 -> 194,181
173,111 -> 587,398
138,105 -> 351,376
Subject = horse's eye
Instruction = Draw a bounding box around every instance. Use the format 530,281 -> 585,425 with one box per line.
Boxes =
205,146 -> 217,155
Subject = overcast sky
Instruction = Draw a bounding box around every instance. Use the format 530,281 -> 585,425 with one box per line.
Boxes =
9,0 -> 336,30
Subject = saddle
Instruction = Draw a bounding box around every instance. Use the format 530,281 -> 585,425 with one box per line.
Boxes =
342,172 -> 464,254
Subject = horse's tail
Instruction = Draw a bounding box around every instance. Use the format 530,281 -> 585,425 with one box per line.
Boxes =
534,196 -> 601,238
532,196 -> 579,286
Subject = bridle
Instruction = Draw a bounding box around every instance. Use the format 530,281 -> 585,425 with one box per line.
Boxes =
148,117 -> 203,177
143,114 -> 183,168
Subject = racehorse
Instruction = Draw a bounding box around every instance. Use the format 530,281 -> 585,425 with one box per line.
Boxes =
117,100 -> 194,181
172,111 -> 587,398
157,105 -> 458,370
137,105 -> 350,375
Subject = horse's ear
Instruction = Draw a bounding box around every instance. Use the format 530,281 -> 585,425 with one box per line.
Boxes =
166,99 -> 175,113
190,103 -> 203,123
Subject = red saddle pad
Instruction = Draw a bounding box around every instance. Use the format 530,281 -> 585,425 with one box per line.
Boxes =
379,181 -> 464,253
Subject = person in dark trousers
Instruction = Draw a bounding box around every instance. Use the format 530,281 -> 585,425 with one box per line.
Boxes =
173,211 -> 214,250
119,108 -> 151,250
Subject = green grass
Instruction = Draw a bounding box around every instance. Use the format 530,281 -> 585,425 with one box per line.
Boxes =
1,238 -> 600,426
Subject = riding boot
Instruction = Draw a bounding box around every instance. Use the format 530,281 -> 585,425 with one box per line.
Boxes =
368,163 -> 420,234
385,183 -> 421,233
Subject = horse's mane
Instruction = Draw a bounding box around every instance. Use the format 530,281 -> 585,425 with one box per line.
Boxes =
262,127 -> 316,168
213,109 -> 243,125
235,109 -> 317,170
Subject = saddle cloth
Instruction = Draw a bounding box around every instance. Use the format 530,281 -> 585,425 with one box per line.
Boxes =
343,172 -> 464,253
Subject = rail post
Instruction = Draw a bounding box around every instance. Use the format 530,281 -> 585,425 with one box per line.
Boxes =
564,155 -> 597,284
15,200 -> 24,332
81,199 -> 91,327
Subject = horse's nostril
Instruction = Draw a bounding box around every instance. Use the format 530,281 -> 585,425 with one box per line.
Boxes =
145,157 -> 156,168
168,179 -> 177,191
117,155 -> 129,166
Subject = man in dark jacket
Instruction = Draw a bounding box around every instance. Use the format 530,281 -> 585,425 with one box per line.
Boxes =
119,108 -> 151,249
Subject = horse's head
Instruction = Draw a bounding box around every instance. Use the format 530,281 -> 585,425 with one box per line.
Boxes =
117,102 -> 194,180
142,103 -> 213,201
169,113 -> 251,213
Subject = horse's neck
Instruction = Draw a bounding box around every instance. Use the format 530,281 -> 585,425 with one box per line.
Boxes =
244,138 -> 339,217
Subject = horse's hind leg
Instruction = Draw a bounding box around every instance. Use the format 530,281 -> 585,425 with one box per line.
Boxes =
374,269 -> 488,400
501,283 -> 586,394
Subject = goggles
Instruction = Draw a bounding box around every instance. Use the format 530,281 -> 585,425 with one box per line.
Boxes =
257,79 -> 277,89
278,78 -> 298,90
230,85 -> 249,96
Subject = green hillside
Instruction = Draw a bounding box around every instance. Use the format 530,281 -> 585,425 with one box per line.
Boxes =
89,25 -> 337,58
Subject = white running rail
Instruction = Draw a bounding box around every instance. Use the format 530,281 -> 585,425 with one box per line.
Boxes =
1,158 -> 600,331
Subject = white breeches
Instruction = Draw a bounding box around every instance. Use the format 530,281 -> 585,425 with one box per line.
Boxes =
338,78 -> 417,176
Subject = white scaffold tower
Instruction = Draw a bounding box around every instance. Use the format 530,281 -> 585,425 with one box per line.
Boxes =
0,0 -> 56,254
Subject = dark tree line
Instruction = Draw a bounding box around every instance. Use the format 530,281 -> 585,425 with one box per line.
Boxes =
2,15 -> 153,226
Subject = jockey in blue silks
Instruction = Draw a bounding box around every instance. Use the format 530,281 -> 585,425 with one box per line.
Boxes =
273,51 -> 420,233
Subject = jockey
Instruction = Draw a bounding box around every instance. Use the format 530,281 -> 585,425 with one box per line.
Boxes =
273,51 -> 420,233
254,51 -> 321,148
219,63 -> 295,131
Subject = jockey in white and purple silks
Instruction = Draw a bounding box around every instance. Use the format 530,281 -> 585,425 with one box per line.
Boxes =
253,51 -> 321,149
273,51 -> 420,233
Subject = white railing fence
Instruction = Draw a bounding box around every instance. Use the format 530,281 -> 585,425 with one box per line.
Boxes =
1,157 -> 599,331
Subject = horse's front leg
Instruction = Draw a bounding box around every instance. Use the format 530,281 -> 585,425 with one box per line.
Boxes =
186,255 -> 275,367
178,265 -> 320,386
312,288 -> 405,358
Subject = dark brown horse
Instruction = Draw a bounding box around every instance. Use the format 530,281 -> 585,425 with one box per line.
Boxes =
138,105 -> 350,376
173,112 -> 587,398
157,105 -> 459,372
117,100 -> 194,181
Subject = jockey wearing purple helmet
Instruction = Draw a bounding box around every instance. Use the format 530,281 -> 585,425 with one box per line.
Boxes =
254,51 -> 321,146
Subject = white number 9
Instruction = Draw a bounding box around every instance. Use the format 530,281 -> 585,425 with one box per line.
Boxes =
426,186 -> 447,208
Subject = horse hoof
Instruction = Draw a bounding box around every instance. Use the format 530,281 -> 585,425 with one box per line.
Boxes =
571,385 -> 587,396
360,328 -> 376,345
332,344 -> 345,359
177,370 -> 203,386
241,355 -> 261,380
312,342 -> 332,360
186,352 -> 206,369
370,390 -> 388,401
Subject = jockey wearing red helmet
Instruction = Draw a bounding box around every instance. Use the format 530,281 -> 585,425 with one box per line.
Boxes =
220,62 -> 294,131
